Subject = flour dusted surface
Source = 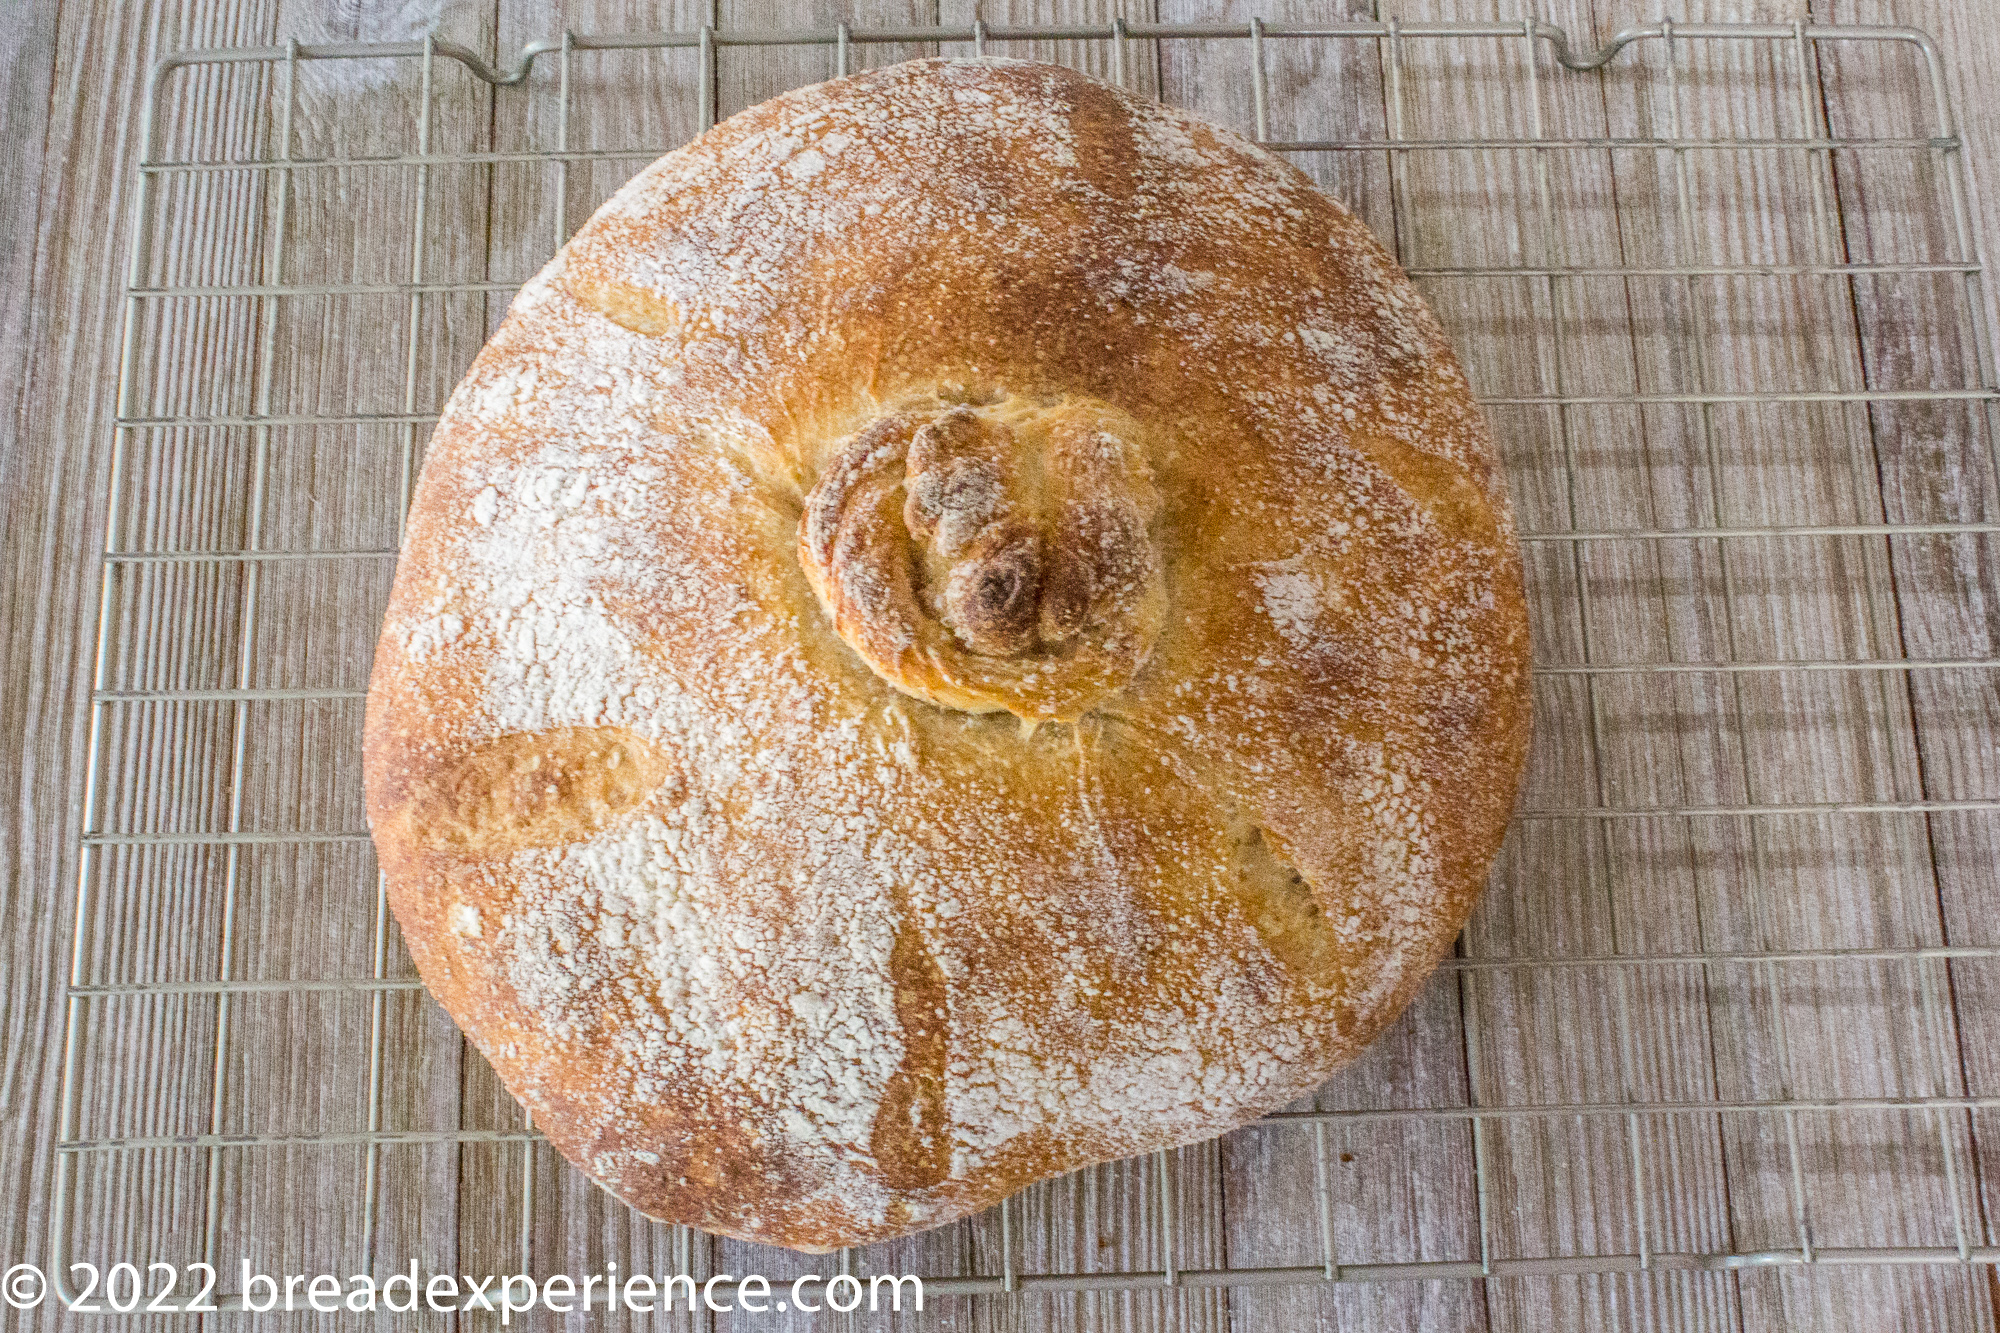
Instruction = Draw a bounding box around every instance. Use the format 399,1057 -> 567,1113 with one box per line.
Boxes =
364,57 -> 1530,1251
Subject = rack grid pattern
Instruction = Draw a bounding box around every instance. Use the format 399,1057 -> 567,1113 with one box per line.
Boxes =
53,14 -> 2000,1317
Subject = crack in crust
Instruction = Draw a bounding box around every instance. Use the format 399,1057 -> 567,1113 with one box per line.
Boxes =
1230,823 -> 1343,977
799,394 -> 1167,722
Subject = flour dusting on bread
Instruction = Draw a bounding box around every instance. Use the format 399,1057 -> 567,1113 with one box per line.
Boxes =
364,57 -> 1530,1251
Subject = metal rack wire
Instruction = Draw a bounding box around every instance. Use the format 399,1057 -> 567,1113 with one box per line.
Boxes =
53,13 -> 2000,1317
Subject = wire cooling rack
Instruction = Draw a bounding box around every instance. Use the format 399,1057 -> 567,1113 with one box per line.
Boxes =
54,13 -> 2000,1321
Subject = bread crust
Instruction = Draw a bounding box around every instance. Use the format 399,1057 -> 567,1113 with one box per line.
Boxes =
364,57 -> 1531,1252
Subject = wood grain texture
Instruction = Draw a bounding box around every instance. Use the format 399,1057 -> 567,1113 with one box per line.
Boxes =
0,0 -> 69,1323
1499,4 -> 1976,1328
4,3 -> 2000,1331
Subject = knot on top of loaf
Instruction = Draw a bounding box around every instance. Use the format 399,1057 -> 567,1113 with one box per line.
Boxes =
799,393 -> 1167,722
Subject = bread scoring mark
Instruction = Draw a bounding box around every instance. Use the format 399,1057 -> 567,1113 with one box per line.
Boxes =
1230,824 -> 1342,978
406,728 -> 673,854
869,920 -> 951,1192
797,392 -> 1168,722
1349,425 -> 1504,554
567,273 -> 681,339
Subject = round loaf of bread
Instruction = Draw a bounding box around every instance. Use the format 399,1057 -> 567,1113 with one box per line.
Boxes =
364,56 -> 1531,1253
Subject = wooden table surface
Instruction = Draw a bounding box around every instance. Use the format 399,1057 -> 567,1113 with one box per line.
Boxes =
6,2 -> 2000,1329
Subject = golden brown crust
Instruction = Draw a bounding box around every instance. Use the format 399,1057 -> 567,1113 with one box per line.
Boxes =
364,57 -> 1531,1252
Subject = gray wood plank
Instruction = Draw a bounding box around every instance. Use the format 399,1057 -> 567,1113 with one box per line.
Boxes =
1573,2 -> 1990,1328
1798,1 -> 2000,1325
1,5 -> 281,1330
13,6 -> 298,1328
